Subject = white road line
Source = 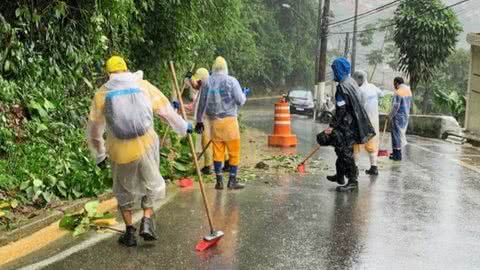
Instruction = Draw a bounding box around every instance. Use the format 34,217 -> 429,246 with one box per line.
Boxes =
409,143 -> 480,174
18,193 -> 177,270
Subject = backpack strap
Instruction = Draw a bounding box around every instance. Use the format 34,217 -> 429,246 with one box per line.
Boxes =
105,88 -> 141,100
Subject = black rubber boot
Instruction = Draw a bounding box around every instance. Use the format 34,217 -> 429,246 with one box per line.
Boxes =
223,160 -> 231,172
118,225 -> 137,247
389,150 -> 402,161
327,175 -> 346,185
201,166 -> 213,175
227,175 -> 245,190
215,175 -> 224,190
139,217 -> 157,241
336,180 -> 359,192
391,150 -> 402,161
365,166 -> 378,175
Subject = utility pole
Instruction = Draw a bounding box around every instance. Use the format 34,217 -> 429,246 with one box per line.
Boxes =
344,32 -> 350,57
314,0 -> 324,83
351,0 -> 359,73
315,0 -> 330,119
313,0 -> 324,120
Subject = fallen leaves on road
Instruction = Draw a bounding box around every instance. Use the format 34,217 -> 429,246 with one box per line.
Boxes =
59,201 -> 116,237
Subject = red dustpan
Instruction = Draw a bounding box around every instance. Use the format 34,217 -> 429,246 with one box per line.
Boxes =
177,178 -> 194,188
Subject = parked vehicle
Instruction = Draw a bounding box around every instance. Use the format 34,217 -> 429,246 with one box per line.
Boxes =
287,89 -> 314,117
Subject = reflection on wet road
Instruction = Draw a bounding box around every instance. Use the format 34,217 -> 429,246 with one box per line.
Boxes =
9,99 -> 480,270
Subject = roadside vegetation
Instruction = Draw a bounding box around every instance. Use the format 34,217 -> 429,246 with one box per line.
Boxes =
0,0 -> 321,230
0,0 -> 470,230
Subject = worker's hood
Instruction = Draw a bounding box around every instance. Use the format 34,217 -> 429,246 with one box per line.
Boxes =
105,71 -> 143,90
331,58 -> 351,82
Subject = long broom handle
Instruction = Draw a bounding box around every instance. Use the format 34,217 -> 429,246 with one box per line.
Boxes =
197,139 -> 212,160
299,145 -> 321,165
160,64 -> 196,148
379,118 -> 388,148
169,61 -> 216,233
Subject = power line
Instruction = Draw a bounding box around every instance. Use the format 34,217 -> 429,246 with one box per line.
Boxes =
328,0 -> 400,28
325,0 -> 472,37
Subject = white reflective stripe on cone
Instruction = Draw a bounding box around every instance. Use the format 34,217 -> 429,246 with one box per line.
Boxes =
275,121 -> 291,125
275,114 -> 291,117
276,106 -> 289,110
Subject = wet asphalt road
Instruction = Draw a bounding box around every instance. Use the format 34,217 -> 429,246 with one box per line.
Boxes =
7,99 -> 480,270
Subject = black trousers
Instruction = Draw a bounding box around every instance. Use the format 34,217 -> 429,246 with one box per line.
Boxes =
317,130 -> 358,181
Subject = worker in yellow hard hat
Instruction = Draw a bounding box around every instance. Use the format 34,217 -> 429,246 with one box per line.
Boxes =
187,67 -> 214,174
195,56 -> 250,190
87,56 -> 192,247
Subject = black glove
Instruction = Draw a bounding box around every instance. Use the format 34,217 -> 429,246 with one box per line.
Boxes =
195,122 -> 204,134
185,71 -> 193,79
316,132 -> 330,146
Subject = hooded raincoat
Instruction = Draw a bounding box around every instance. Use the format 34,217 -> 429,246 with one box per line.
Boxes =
87,71 -> 188,210
317,58 -> 375,181
391,84 -> 412,149
196,65 -> 246,169
353,70 -> 383,153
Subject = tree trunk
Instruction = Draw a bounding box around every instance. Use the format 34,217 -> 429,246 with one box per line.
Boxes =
422,87 -> 430,114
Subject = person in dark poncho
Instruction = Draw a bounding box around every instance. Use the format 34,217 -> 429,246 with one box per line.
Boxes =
316,58 -> 375,192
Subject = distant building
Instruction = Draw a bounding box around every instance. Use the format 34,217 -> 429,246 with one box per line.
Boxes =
465,33 -> 480,134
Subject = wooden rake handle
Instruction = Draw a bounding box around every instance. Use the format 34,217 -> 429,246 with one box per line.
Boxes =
197,139 -> 212,160
168,61 -> 216,234
160,63 -> 196,148
379,118 -> 388,148
299,145 -> 321,165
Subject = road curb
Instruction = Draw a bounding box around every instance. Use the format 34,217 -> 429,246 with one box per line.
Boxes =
0,193 -> 114,247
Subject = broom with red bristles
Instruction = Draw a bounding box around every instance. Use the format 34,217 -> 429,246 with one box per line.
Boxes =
378,119 -> 390,157
168,62 -> 224,251
296,145 -> 321,173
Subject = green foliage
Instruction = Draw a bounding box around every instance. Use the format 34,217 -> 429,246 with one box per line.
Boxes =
0,0 -> 320,208
416,49 -> 469,122
359,23 -> 376,47
393,0 -> 462,90
366,50 -> 385,66
59,200 -> 115,237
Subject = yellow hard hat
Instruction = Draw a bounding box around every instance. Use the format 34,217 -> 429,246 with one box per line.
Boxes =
106,56 -> 128,73
212,56 -> 227,72
191,68 -> 209,81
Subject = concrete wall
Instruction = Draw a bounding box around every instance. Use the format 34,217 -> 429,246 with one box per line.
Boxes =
465,33 -> 480,134
379,114 -> 461,139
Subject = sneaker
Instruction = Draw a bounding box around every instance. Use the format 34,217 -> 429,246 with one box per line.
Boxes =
365,166 -> 378,175
327,174 -> 345,185
215,175 -> 224,190
336,181 -> 358,192
227,176 -> 245,190
139,217 -> 157,241
118,226 -> 137,247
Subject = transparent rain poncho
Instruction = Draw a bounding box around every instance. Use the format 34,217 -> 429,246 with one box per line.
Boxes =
354,70 -> 384,138
87,71 -> 188,210
391,84 -> 412,149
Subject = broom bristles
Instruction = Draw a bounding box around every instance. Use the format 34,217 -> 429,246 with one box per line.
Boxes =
195,238 -> 222,251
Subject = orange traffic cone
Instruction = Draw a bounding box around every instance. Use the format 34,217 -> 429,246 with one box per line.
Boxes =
268,97 -> 297,147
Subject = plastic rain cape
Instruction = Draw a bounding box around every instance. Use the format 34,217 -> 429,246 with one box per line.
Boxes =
87,71 -> 188,209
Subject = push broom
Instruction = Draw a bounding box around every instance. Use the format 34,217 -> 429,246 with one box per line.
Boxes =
296,145 -> 321,173
378,118 -> 390,157
169,62 -> 224,251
